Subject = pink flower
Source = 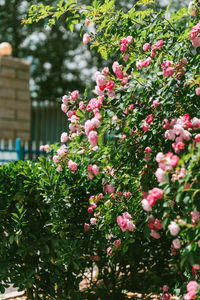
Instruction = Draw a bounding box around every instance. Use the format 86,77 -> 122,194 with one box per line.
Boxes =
154,219 -> 162,230
90,218 -> 96,225
191,211 -> 200,223
60,132 -> 68,143
127,36 -> 133,43
62,95 -> 68,105
163,119 -> 169,129
122,212 -> 131,220
107,81 -> 115,90
164,67 -> 174,77
172,238 -> 181,249
120,43 -> 127,52
61,104 -> 68,113
152,99 -> 159,107
147,194 -> 156,206
96,74 -> 106,87
146,114 -> 153,123
105,184 -> 115,194
151,229 -> 160,239
83,33 -> 90,44
155,40 -> 164,48
155,168 -> 166,183
85,19 -> 89,26
176,142 -> 184,150
145,147 -> 151,153
168,221 -> 180,236
143,43 -> 150,51
88,207 -> 93,214
88,130 -> 98,146
84,223 -> 90,231
163,285 -> 168,292
107,247 -> 112,256
92,164 -> 99,175
68,159 -> 77,173
165,130 -> 175,141
71,90 -> 79,100
79,101 -> 84,110
151,188 -> 163,199
91,117 -> 100,128
169,155 -> 179,167
123,53 -> 130,61
88,172 -> 94,180
142,124 -> 149,131
56,165 -> 63,172
195,134 -> 200,142
53,155 -> 59,164
141,199 -> 152,212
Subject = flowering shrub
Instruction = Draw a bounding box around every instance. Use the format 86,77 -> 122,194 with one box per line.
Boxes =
23,0 -> 200,297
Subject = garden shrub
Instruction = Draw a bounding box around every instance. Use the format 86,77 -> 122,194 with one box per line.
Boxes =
4,0 -> 200,298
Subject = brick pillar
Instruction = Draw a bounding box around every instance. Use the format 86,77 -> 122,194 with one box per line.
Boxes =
0,56 -> 31,140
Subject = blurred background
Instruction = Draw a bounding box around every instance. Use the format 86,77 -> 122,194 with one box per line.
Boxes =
0,0 -> 190,155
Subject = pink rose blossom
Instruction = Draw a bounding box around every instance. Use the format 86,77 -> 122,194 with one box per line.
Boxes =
146,114 -> 153,123
60,132 -> 68,143
85,19 -> 89,26
71,90 -> 79,100
83,33 -> 90,45
92,164 -> 99,175
68,159 -> 77,173
62,95 -> 68,105
88,130 -> 98,146
123,53 -> 130,61
127,36 -> 133,43
195,134 -> 200,142
90,218 -> 96,225
84,223 -> 90,231
155,168 -> 166,183
172,239 -> 181,249
88,207 -> 93,214
168,221 -> 180,236
154,219 -> 162,230
151,188 -> 163,199
141,199 -> 152,212
107,81 -> 115,90
142,124 -> 149,131
143,43 -> 150,51
53,155 -> 59,164
56,165 -> 63,172
113,240 -> 121,247
155,40 -> 164,48
105,184 -> 115,194
79,101 -> 84,110
67,110 -> 73,118
61,104 -> 68,113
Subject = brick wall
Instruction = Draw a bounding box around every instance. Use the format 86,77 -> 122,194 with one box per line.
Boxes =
0,56 -> 31,140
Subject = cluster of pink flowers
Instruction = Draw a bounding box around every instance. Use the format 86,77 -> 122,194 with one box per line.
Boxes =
88,164 -> 99,179
174,58 -> 187,79
40,144 -> 50,152
119,36 -> 133,52
94,67 -> 118,99
86,97 -> 103,119
106,239 -> 121,256
160,285 -> 170,300
53,144 -> 68,172
142,39 -> 163,58
190,22 -> 200,48
191,210 -> 200,226
184,281 -> 199,300
117,212 -> 135,232
84,117 -> 100,148
164,114 -> 200,153
136,57 -> 152,70
161,60 -> 174,77
142,114 -> 153,131
141,187 -> 164,212
148,215 -> 162,239
68,159 -> 77,173
155,152 -> 180,183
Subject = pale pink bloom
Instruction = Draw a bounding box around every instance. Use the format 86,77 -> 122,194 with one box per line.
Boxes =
112,61 -> 120,73
117,216 -> 127,232
151,188 -> 163,199
88,165 -> 93,171
193,264 -> 200,270
68,160 -> 77,173
168,221 -> 180,236
188,1 -> 196,16
71,90 -> 79,100
151,229 -> 160,239
77,148 -> 85,154
79,101 -> 84,110
61,103 -> 68,113
95,111 -> 102,120
143,43 -> 150,51
88,130 -> 98,146
191,211 -> 200,223
62,95 -> 68,105
163,119 -> 169,129
83,33 -> 90,44
127,36 -> 133,43
94,71 -> 101,81
155,168 -> 166,183
84,223 -> 90,231
98,193 -> 103,199
195,133 -> 200,142
92,164 -> 99,175
56,165 -> 63,172
182,130 -> 191,141
60,132 -> 68,143
53,155 -> 59,164
102,67 -> 109,75
120,43 -> 127,52
91,117 -> 100,128
85,120 -> 93,135
187,281 -> 198,293
169,155 -> 179,167
165,130 -> 175,141
191,117 -> 200,130
42,144 -> 50,152
141,199 -> 152,212
120,37 -> 128,45
174,124 -> 184,135
85,19 -> 89,26
91,145 -> 99,151
123,53 -> 130,61
136,60 -> 143,70
96,74 -> 106,87
105,184 -> 115,194
67,110 -> 73,118
127,221 -> 136,231
156,152 -> 164,163
69,123 -> 76,132
172,239 -> 181,249
152,99 -> 159,107
196,87 -> 200,96
90,218 -> 96,225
